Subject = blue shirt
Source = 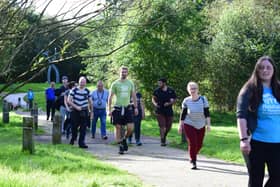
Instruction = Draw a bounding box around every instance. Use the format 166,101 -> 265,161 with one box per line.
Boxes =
91,89 -> 109,109
27,90 -> 34,100
253,87 -> 280,143
45,88 -> 55,101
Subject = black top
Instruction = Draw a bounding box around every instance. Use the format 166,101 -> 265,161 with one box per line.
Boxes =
55,85 -> 68,107
153,87 -> 176,116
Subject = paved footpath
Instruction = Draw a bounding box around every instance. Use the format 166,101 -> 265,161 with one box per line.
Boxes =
17,111 -> 252,187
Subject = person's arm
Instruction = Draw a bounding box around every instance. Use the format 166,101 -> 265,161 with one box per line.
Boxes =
45,90 -> 48,101
237,118 -> 251,155
164,89 -> 176,107
152,96 -> 158,107
64,94 -> 70,111
205,116 -> 211,131
141,99 -> 145,119
236,87 -> 251,155
88,95 -> 93,119
131,91 -> 138,116
108,91 -> 114,116
178,107 -> 187,134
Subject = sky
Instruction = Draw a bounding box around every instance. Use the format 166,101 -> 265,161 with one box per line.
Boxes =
33,0 -> 105,19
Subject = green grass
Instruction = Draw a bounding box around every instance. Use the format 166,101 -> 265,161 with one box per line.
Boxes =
0,113 -> 146,187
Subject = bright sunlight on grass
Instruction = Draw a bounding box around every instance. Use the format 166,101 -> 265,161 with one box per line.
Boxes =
0,113 -> 146,187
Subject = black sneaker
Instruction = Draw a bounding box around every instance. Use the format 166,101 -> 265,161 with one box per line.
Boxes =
161,142 -> 167,146
69,139 -> 74,145
190,160 -> 197,170
91,134 -> 95,139
123,139 -> 128,151
79,144 -> 88,149
102,136 -> 108,140
136,141 -> 142,146
119,143 -> 124,154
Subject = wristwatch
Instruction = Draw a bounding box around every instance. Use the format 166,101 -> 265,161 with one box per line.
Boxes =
240,137 -> 248,141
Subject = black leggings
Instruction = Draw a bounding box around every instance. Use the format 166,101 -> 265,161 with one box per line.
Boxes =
243,140 -> 280,187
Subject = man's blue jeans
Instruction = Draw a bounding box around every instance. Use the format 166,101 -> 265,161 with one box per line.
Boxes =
91,108 -> 107,137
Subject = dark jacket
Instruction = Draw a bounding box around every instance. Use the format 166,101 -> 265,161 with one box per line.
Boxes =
236,87 -> 258,135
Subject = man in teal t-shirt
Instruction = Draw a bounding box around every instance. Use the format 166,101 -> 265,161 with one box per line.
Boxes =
108,66 -> 138,154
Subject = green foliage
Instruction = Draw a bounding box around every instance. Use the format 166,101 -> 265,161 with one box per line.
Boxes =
204,0 -> 280,110
110,0 -> 206,111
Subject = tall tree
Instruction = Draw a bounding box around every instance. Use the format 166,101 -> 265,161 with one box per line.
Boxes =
110,0 -> 206,110
204,0 -> 280,111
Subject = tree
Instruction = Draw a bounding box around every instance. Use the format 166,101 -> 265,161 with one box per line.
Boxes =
0,0 -> 126,98
204,0 -> 280,111
109,0 -> 206,111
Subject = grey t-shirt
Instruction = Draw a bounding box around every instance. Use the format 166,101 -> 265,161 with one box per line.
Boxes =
181,96 -> 209,129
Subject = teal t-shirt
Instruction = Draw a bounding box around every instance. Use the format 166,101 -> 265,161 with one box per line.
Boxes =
253,87 -> 280,143
110,79 -> 135,107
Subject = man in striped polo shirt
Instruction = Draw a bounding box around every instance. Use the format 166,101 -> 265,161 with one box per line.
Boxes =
68,76 -> 92,148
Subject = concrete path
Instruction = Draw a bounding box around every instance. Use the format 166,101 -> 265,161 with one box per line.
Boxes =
22,112 -> 252,187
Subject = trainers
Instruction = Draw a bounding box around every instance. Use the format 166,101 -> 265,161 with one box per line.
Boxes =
128,137 -> 132,144
161,138 -> 166,146
79,144 -> 88,149
119,143 -> 124,154
161,143 -> 167,146
123,139 -> 128,151
69,139 -> 74,145
91,134 -> 95,139
102,136 -> 108,140
136,141 -> 142,146
190,160 -> 197,170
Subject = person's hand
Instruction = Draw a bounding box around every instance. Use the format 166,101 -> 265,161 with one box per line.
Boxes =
134,108 -> 138,116
76,106 -> 82,111
206,125 -> 211,132
108,110 -> 112,117
90,111 -> 93,120
142,113 -> 145,120
163,102 -> 170,107
178,121 -> 184,134
240,140 -> 251,155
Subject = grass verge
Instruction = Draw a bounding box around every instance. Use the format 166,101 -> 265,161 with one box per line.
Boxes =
0,113 -> 146,187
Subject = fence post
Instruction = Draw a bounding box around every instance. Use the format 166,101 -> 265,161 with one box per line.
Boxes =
22,116 -> 34,154
52,114 -> 62,144
2,100 -> 9,123
33,103 -> 38,131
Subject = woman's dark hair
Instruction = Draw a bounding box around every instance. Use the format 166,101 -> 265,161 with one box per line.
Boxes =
241,56 -> 280,111
68,81 -> 76,89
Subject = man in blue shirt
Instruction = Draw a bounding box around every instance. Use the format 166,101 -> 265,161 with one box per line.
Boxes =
91,80 -> 109,139
45,82 -> 56,121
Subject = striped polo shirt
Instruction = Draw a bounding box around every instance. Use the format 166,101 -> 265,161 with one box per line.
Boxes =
70,87 -> 90,109
181,96 -> 209,129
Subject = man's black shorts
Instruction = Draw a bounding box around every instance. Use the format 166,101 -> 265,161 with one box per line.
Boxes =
112,105 -> 134,125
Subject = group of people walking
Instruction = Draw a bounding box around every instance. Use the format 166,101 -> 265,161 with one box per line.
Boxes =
43,55 -> 280,186
44,66 -> 211,167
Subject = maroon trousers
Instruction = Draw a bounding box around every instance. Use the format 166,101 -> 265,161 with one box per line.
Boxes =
156,114 -> 173,141
184,124 -> 205,162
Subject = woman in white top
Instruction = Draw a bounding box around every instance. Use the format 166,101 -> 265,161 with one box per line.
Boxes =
178,81 -> 211,169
